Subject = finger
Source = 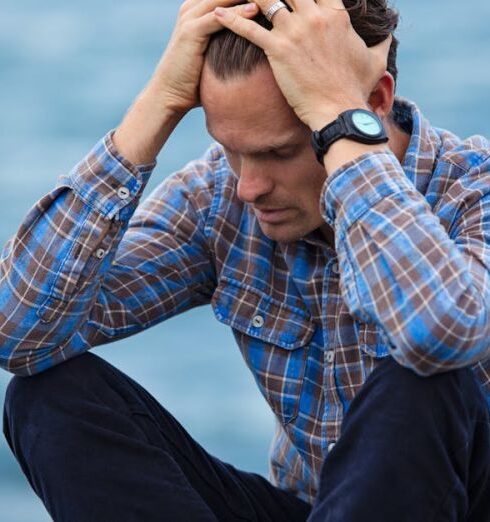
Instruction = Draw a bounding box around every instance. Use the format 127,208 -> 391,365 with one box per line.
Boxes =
188,0 -> 253,19
283,0 -> 315,14
317,0 -> 345,9
198,3 -> 260,33
214,6 -> 274,48
250,0 -> 291,27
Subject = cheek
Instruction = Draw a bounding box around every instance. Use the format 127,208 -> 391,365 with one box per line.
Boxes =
287,158 -> 327,198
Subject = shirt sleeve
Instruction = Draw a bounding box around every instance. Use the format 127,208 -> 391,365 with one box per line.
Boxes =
321,150 -> 490,376
0,133 -> 216,376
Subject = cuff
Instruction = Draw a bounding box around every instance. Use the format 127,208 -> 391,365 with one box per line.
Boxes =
64,131 -> 156,220
321,151 -> 416,233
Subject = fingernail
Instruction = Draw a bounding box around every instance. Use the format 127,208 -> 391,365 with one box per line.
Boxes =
215,7 -> 226,16
244,3 -> 257,11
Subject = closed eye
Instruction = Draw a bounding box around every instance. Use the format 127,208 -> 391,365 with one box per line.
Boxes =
271,148 -> 297,160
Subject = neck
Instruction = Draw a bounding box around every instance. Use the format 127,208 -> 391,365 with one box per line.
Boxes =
387,118 -> 411,164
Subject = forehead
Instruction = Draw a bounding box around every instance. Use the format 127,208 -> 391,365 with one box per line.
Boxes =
200,63 -> 307,153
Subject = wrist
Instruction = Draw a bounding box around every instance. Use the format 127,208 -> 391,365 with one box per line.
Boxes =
323,140 -> 389,174
113,89 -> 184,165
305,102 -> 370,131
310,107 -> 390,171
144,80 -> 191,120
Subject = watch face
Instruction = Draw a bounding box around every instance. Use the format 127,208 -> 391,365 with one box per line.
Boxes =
351,110 -> 383,137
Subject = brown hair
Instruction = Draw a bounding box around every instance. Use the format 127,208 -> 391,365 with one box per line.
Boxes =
206,0 -> 399,86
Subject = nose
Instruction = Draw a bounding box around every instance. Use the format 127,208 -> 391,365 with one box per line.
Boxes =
236,159 -> 275,204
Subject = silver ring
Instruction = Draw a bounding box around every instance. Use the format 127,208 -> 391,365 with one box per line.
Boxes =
264,1 -> 288,22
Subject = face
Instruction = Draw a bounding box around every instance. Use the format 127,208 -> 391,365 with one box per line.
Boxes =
200,63 -> 328,243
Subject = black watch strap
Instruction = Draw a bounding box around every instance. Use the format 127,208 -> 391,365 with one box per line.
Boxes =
311,109 -> 389,165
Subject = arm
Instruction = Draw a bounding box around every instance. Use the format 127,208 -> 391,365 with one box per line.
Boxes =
0,0 -> 259,376
216,0 -> 490,374
0,134 -> 217,376
322,150 -> 490,375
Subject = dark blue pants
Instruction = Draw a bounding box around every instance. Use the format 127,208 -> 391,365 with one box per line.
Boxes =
3,352 -> 490,522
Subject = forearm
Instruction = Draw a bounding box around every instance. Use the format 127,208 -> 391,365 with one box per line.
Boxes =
0,134 -> 155,375
323,151 -> 490,375
323,139 -> 389,176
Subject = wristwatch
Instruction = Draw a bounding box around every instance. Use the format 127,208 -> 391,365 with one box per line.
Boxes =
311,109 -> 389,165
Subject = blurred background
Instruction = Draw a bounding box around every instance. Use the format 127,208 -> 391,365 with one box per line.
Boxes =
0,0 -> 489,520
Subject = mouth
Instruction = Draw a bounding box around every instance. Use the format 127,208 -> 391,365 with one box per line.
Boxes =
254,207 -> 294,224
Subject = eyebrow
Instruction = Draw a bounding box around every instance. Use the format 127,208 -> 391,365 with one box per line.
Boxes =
207,126 -> 303,155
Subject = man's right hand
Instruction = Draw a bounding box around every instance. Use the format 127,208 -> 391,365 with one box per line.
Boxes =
114,0 -> 259,165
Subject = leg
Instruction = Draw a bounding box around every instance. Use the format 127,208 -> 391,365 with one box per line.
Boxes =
308,356 -> 490,522
3,352 -> 311,522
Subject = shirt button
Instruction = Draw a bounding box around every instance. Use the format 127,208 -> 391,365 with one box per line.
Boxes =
95,248 -> 106,259
326,350 -> 335,364
328,442 -> 336,452
117,187 -> 130,200
331,262 -> 339,274
252,315 -> 265,328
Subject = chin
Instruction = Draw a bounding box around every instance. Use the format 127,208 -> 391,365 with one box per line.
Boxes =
259,222 -> 312,243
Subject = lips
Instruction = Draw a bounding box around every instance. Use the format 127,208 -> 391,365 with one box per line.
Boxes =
254,207 -> 294,224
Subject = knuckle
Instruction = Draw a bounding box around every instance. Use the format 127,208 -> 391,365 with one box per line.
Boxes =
289,27 -> 302,44
185,18 -> 199,33
274,37 -> 290,57
336,9 -> 351,28
229,12 -> 240,27
178,3 -> 189,17
307,13 -> 327,31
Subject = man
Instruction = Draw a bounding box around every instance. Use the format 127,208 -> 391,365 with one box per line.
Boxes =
1,0 -> 490,520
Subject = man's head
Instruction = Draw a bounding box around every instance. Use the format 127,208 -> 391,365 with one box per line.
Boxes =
200,0 -> 400,243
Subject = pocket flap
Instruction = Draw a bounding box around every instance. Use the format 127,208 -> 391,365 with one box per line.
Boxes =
211,277 -> 315,349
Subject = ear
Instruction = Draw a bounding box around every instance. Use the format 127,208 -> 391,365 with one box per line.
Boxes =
367,72 -> 396,118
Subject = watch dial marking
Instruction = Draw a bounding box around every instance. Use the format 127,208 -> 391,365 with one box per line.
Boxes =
352,111 -> 383,137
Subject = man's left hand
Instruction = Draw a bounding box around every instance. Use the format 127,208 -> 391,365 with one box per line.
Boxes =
215,0 -> 392,130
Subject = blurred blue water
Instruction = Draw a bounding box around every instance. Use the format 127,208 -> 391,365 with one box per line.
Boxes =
0,1 -> 489,520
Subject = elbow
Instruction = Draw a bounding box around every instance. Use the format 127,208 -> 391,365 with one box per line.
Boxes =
0,345 -> 52,377
1,327 -> 93,377
390,297 -> 490,377
0,332 -> 73,377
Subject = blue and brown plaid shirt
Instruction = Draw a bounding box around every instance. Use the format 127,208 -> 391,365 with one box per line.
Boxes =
1,98 -> 490,503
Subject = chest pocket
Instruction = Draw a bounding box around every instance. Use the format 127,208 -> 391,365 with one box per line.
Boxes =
212,277 -> 315,425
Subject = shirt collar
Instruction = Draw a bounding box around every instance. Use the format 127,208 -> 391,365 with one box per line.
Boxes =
394,96 -> 443,195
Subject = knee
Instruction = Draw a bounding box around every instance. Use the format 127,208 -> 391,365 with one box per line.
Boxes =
4,352 -> 108,435
364,356 -> 486,421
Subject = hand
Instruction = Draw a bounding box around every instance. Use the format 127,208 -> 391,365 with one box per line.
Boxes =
149,0 -> 259,116
215,0 -> 392,130
113,0 -> 258,165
